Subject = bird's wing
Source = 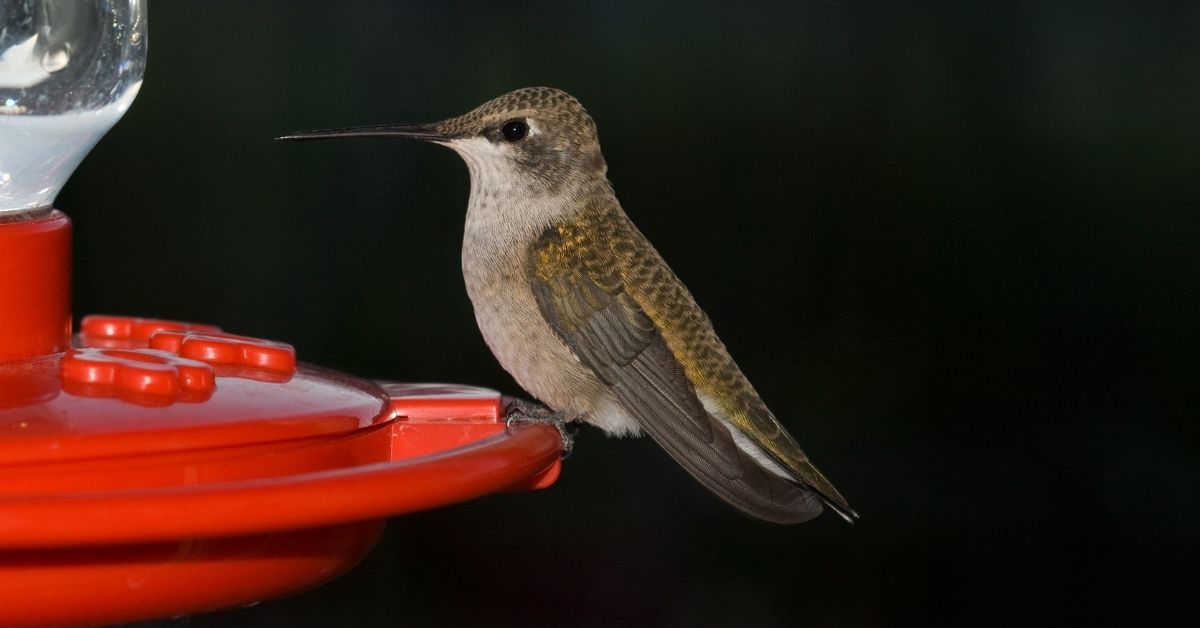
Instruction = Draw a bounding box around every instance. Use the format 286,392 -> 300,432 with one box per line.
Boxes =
529,223 -> 825,524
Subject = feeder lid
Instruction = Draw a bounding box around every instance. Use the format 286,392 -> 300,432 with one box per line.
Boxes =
1,321 -> 389,466
0,315 -> 563,548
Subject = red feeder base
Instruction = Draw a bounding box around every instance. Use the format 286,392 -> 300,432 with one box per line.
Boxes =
0,315 -> 562,626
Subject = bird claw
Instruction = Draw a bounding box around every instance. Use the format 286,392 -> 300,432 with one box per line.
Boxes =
505,398 -> 575,459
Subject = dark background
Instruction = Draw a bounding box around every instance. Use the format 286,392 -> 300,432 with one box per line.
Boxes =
58,1 -> 1196,626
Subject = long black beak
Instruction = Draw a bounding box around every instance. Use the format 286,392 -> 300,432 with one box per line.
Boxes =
276,122 -> 451,142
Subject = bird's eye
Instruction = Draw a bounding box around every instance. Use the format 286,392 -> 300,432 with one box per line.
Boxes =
501,119 -> 528,142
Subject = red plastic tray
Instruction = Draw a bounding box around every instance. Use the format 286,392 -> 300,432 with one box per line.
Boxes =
0,315 -> 562,626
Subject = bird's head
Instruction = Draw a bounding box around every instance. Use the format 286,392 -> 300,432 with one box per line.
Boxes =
280,87 -> 608,197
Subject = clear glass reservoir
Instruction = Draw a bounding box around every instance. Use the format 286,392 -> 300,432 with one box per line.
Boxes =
0,0 -> 146,214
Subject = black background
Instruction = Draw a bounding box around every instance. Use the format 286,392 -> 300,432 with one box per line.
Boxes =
56,2 -> 1196,626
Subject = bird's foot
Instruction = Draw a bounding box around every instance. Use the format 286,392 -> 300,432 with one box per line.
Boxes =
505,398 -> 576,459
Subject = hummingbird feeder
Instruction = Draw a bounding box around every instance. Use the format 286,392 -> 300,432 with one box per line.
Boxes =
0,2 -> 563,625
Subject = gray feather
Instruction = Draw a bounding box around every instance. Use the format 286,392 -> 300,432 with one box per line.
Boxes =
531,269 -> 824,524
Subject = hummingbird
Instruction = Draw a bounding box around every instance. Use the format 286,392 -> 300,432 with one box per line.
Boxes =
280,87 -> 856,524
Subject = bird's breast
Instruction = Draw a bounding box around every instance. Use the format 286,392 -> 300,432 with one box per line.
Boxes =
461,213 -> 633,432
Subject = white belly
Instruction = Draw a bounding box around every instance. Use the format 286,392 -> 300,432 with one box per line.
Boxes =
461,231 -> 640,436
